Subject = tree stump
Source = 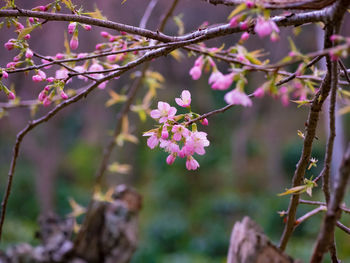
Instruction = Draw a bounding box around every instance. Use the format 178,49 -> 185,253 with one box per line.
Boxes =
0,184 -> 142,263
227,217 -> 301,263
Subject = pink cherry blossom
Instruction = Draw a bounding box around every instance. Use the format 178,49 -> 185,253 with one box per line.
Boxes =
189,66 -> 202,80
172,125 -> 190,141
24,34 -> 31,40
211,73 -> 234,90
189,56 -> 204,80
175,90 -> 191,108
55,68 -> 69,80
143,132 -> 160,149
186,156 -> 200,170
208,70 -> 223,85
224,89 -> 252,107
159,139 -> 180,154
150,102 -> 177,123
74,66 -> 88,81
279,86 -> 289,106
254,17 -> 280,38
186,131 -> 210,155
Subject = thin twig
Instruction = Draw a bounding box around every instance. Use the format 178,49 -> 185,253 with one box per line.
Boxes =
338,59 -> 350,85
300,199 -> 350,214
276,55 -> 324,86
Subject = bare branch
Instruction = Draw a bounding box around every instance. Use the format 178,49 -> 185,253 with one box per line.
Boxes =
310,143 -> 350,262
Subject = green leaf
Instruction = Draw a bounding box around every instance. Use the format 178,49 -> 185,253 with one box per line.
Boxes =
228,3 -> 246,19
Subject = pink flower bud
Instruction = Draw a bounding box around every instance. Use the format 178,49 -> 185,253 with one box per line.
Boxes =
60,91 -> 69,100
55,53 -> 65,59
25,49 -> 33,58
24,34 -> 31,40
83,24 -> 92,31
68,22 -> 76,34
95,43 -> 104,50
16,22 -> 24,30
70,36 -> 79,50
7,91 -> 15,100
109,36 -> 117,42
44,85 -> 51,91
46,77 -> 54,83
240,32 -> 250,41
201,118 -> 209,126
253,87 -> 264,98
13,55 -> 21,62
166,154 -> 176,165
2,71 -> 8,79
29,17 -> 35,23
246,0 -> 254,8
43,97 -> 51,106
107,55 -> 117,62
6,62 -> 16,69
4,41 -> 14,51
32,75 -> 43,82
38,90 -> 47,101
77,53 -> 88,59
229,16 -> 239,28
240,21 -> 249,30
100,31 -> 109,38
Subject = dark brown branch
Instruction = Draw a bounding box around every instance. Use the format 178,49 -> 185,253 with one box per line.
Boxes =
202,0 -> 336,10
0,7 -> 329,44
276,55 -> 324,86
310,143 -> 350,262
186,94 -> 254,125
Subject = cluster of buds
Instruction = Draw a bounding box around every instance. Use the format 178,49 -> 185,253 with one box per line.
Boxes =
144,90 -> 209,170
189,56 -> 253,107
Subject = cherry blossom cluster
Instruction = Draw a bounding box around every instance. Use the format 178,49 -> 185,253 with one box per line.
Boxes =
189,55 -> 253,107
1,15 -> 147,105
227,1 -> 280,43
144,90 -> 209,171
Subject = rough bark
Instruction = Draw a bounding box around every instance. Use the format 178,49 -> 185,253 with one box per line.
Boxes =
227,217 -> 301,263
0,185 -> 142,263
